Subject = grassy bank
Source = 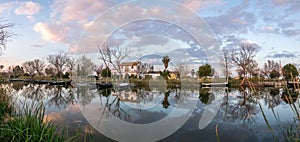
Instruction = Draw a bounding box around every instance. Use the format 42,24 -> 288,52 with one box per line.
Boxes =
0,88 -> 74,142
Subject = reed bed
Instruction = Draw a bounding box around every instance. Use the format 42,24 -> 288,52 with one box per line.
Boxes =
0,88 -> 75,142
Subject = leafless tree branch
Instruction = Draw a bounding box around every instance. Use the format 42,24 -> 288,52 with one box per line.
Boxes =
98,45 -> 129,75
0,18 -> 15,55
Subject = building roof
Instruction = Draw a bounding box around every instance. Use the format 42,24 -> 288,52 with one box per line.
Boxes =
119,62 -> 140,66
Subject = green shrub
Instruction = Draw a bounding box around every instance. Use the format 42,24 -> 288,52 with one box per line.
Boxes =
63,72 -> 70,79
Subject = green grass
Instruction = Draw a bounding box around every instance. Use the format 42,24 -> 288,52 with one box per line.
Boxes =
0,88 -> 76,142
0,102 -> 75,142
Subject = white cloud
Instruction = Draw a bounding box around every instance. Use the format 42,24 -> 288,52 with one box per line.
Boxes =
0,1 -> 18,14
33,22 -> 67,42
14,1 -> 41,15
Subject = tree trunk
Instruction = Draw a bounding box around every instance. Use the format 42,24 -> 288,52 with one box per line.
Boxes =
240,76 -> 247,86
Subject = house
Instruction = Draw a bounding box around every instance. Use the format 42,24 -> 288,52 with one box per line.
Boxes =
119,62 -> 141,78
117,62 -> 181,79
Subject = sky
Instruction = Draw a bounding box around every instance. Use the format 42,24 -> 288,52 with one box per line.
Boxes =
0,0 -> 300,72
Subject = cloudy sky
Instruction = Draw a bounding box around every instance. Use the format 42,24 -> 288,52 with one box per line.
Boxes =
0,0 -> 300,70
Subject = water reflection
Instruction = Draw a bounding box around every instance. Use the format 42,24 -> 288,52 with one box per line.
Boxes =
281,88 -> 299,104
20,84 -> 46,102
262,88 -> 281,108
162,90 -> 170,109
222,88 -> 258,130
3,83 -> 300,142
47,85 -> 75,109
199,88 -> 214,104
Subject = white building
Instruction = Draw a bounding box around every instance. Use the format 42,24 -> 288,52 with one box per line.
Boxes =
119,62 -> 141,77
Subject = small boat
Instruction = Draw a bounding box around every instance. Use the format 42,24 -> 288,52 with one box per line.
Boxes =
33,80 -> 51,84
96,82 -> 113,89
117,83 -> 129,91
9,78 -> 25,82
49,80 -> 72,85
200,82 -> 228,88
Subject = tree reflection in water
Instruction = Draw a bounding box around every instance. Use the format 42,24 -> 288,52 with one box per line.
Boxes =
21,84 -> 46,102
76,85 -> 97,106
199,88 -> 214,105
136,88 -> 152,105
261,88 -> 281,109
98,88 -> 131,121
11,82 -> 25,92
162,90 -> 170,109
222,87 -> 259,129
9,84 -> 76,109
47,85 -> 75,109
94,87 -> 197,123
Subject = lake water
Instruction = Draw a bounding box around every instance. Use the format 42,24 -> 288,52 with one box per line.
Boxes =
5,82 -> 300,142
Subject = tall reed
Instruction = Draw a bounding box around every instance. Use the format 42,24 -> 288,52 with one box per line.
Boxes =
0,101 -> 75,142
0,88 -> 13,123
257,75 -> 300,141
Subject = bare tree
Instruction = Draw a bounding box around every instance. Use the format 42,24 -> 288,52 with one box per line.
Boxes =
47,53 -> 68,78
231,43 -> 259,85
32,59 -> 45,76
191,69 -> 195,78
45,65 -> 55,77
98,45 -> 129,75
22,61 -> 35,77
223,49 -> 232,82
137,62 -> 150,79
0,18 -> 14,54
66,56 -> 75,76
77,55 -> 96,77
261,60 -> 280,79
176,65 -> 189,76
248,61 -> 260,78
13,65 -> 24,77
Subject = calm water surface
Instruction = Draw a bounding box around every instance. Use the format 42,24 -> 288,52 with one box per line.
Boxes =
6,82 -> 300,142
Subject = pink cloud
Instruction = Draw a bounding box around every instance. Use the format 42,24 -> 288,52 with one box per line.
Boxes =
260,25 -> 278,33
272,0 -> 289,6
34,0 -> 225,55
51,0 -> 106,22
182,0 -> 224,11
33,22 -> 67,42
14,1 -> 41,15
33,0 -> 112,52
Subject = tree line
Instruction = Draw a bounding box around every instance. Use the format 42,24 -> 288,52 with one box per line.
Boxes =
197,43 -> 299,85
0,53 -> 103,80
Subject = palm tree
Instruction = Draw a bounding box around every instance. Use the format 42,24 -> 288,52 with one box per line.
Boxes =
162,55 -> 170,71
